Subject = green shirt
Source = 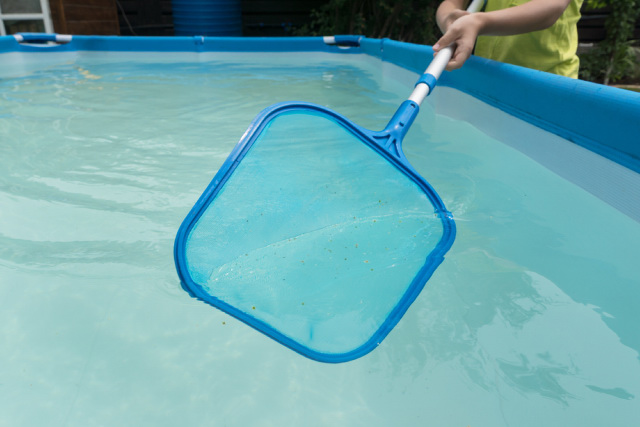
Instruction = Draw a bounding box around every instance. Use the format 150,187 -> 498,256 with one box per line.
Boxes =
474,0 -> 583,78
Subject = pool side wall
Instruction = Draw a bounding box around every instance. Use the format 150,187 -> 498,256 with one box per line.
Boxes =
361,38 -> 640,175
1,35 -> 639,173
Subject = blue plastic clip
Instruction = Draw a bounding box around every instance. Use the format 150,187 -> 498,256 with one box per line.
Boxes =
416,73 -> 437,93
332,35 -> 362,47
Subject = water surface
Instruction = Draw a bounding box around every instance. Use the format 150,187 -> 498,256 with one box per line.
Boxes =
1,51 -> 638,426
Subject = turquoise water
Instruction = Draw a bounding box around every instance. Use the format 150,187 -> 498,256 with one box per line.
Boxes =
1,51 -> 639,426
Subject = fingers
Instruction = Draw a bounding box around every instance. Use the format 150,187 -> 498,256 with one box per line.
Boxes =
432,36 -> 473,71
442,9 -> 470,32
433,35 -> 452,54
446,44 -> 474,70
432,13 -> 480,70
433,14 -> 468,54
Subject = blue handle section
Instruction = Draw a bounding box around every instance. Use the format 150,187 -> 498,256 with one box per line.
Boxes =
384,100 -> 420,143
367,100 -> 421,165
416,73 -> 437,94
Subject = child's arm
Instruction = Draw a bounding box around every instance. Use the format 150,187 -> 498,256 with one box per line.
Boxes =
434,0 -> 572,70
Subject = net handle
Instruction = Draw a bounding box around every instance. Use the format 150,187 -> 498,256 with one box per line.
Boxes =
408,0 -> 485,105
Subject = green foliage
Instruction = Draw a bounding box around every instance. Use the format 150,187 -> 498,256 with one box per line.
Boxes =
295,0 -> 443,45
579,0 -> 640,84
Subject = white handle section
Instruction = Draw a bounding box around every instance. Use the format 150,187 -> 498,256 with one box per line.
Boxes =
466,0 -> 485,13
408,83 -> 431,104
425,45 -> 453,81
408,0 -> 484,105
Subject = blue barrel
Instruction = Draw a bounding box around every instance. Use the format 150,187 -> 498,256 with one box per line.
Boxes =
172,0 -> 242,36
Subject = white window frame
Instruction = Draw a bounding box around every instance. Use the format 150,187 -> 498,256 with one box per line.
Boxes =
0,0 -> 53,36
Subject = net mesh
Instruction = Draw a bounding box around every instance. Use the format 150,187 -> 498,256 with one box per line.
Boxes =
184,110 -> 444,355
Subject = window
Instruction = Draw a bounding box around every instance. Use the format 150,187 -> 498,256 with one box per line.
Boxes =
0,0 -> 53,36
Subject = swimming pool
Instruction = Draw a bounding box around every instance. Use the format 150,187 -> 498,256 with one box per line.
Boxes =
1,35 -> 639,426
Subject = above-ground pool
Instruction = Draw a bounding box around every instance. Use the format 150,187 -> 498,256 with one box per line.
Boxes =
1,35 -> 639,426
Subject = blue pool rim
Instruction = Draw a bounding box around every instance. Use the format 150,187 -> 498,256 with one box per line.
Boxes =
173,101 -> 457,363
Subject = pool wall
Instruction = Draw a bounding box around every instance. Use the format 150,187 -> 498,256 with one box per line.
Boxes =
360,38 -> 640,175
1,34 -> 639,174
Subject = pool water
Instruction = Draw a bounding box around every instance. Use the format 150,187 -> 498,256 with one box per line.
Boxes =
1,51 -> 639,426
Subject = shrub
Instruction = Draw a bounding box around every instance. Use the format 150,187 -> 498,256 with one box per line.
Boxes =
579,0 -> 640,84
295,0 -> 442,45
